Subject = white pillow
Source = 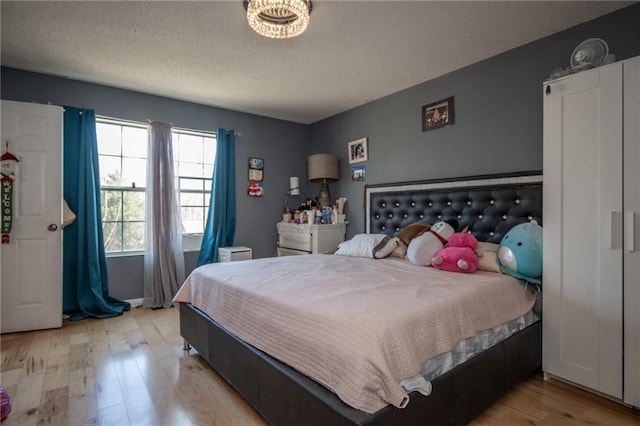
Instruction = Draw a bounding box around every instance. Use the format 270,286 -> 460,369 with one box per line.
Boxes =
476,242 -> 501,273
335,234 -> 387,258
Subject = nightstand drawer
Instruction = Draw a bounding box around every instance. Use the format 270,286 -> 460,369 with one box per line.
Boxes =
277,247 -> 311,256
278,236 -> 312,252
276,222 -> 346,256
277,222 -> 312,252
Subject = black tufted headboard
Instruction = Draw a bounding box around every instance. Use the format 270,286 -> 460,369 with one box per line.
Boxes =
365,172 -> 542,244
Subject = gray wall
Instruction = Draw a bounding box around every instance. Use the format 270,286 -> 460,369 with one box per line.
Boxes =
310,3 -> 640,237
1,69 -> 310,300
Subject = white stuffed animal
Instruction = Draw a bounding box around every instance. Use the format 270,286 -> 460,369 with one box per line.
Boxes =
407,219 -> 458,266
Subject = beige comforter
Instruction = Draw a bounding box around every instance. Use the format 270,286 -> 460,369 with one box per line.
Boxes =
173,254 -> 535,414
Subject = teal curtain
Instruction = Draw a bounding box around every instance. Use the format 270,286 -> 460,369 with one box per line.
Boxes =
197,128 -> 236,266
63,107 -> 130,320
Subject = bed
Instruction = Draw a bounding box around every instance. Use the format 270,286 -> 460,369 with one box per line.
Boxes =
175,172 -> 543,425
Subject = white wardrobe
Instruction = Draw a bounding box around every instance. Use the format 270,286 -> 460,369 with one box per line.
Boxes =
542,55 -> 640,408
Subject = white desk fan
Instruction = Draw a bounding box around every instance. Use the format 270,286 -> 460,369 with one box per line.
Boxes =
570,38 -> 609,71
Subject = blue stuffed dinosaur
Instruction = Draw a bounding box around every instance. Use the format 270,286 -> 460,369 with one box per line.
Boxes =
497,220 -> 542,286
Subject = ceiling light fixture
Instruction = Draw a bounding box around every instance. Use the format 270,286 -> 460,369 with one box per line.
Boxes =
244,0 -> 312,39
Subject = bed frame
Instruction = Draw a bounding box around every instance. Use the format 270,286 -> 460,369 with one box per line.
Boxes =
180,172 -> 543,425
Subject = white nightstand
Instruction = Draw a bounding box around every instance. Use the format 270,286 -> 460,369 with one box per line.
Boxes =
276,222 -> 346,256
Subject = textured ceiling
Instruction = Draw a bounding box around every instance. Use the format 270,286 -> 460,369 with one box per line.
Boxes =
0,1 -> 633,124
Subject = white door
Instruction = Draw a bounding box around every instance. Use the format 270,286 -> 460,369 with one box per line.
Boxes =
543,62 -> 623,398
624,56 -> 640,408
1,100 -> 63,333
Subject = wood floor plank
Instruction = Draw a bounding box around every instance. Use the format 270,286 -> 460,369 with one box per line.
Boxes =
97,402 -> 129,426
2,306 -> 639,426
42,354 -> 69,392
10,372 -> 45,414
47,329 -> 70,359
36,386 -> 69,425
472,401 -> 543,425
0,407 -> 39,426
111,351 -> 162,425
94,377 -> 123,411
23,330 -> 52,379
0,368 -> 22,390
68,392 -> 98,426
90,352 -> 118,383
583,404 -> 640,426
1,333 -> 32,372
68,367 -> 98,425
68,341 -> 90,372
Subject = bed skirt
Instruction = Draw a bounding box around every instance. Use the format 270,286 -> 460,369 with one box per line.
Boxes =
179,303 -> 541,426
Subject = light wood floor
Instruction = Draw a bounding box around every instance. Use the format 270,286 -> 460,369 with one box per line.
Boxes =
1,307 -> 638,426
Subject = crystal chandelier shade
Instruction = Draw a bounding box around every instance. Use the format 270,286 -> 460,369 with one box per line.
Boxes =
245,0 -> 312,39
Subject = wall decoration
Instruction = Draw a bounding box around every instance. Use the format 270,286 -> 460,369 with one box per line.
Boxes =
248,181 -> 264,197
422,96 -> 454,131
248,157 -> 264,181
1,141 -> 19,244
348,138 -> 368,164
351,165 -> 366,181
248,157 -> 264,197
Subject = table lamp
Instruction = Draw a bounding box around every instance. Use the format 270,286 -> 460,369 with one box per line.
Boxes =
307,154 -> 339,208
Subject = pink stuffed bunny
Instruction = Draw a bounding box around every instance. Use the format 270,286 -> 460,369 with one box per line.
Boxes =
431,232 -> 479,273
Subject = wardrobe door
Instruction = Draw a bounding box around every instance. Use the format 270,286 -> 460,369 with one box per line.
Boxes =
543,62 -> 623,398
624,56 -> 640,408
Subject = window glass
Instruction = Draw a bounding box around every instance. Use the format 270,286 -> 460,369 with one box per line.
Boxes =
102,222 -> 122,253
121,157 -> 146,187
99,156 -> 122,186
96,123 -> 121,156
173,130 -> 216,235
121,126 -> 147,158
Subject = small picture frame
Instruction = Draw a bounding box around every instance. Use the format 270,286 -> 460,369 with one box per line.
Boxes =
348,138 -> 368,164
351,165 -> 366,181
422,96 -> 454,131
248,157 -> 264,182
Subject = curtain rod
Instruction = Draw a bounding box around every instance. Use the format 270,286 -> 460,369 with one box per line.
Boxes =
95,114 -> 239,137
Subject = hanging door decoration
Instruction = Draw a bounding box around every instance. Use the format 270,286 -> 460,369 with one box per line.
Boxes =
1,141 -> 19,244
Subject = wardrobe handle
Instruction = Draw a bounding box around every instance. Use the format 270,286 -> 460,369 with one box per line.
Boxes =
625,212 -> 636,252
611,211 -> 623,249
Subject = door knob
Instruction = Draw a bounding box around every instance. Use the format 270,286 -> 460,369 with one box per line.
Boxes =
48,224 -> 58,232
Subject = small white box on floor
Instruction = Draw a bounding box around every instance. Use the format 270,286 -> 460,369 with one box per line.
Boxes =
218,246 -> 252,262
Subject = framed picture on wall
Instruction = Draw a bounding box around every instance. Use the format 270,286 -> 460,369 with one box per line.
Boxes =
422,96 -> 454,131
248,157 -> 264,182
348,138 -> 368,164
351,165 -> 366,181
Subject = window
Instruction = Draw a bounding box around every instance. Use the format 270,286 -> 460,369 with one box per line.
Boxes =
96,118 -> 216,254
173,130 -> 216,235
97,120 -> 147,253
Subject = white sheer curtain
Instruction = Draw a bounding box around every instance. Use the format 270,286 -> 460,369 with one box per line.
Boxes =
143,122 -> 185,308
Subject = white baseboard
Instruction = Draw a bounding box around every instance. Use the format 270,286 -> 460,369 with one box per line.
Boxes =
126,298 -> 144,308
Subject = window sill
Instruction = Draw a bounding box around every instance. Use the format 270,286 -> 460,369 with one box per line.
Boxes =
105,235 -> 202,257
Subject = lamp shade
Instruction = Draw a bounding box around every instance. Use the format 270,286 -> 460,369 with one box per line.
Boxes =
307,154 -> 339,182
289,176 -> 300,195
